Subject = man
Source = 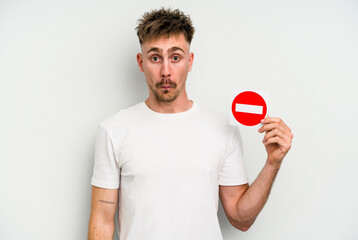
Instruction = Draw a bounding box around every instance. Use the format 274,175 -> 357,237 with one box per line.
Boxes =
88,8 -> 293,240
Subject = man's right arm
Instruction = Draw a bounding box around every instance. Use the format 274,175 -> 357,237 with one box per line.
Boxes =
88,186 -> 119,240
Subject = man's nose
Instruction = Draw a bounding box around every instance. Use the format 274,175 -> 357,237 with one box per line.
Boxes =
160,59 -> 171,77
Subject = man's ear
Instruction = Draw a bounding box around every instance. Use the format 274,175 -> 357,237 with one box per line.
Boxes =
188,52 -> 194,72
137,53 -> 144,72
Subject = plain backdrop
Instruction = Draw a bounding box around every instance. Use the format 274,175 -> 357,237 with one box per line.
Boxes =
1,0 -> 357,239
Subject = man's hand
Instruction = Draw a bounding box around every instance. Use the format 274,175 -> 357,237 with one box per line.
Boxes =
258,117 -> 293,167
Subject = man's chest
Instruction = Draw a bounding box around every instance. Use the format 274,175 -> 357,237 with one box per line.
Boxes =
116,123 -> 226,184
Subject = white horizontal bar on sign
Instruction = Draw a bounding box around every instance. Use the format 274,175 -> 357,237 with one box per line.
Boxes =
235,104 -> 263,115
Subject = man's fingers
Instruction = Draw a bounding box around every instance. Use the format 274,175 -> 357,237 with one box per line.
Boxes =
263,136 -> 283,146
259,117 -> 293,163
262,128 -> 289,143
263,135 -> 291,151
260,117 -> 282,124
260,117 -> 293,150
263,131 -> 292,149
260,117 -> 291,132
258,122 -> 285,133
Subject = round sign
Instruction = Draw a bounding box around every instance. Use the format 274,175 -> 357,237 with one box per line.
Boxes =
231,91 -> 267,126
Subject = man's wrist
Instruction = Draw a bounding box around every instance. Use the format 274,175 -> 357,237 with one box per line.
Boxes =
265,157 -> 282,171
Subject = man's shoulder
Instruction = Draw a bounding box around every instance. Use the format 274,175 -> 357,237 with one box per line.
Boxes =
195,104 -> 237,136
98,102 -> 144,130
196,104 -> 229,123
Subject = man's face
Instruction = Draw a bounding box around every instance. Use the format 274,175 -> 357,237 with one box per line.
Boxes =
137,34 -> 194,103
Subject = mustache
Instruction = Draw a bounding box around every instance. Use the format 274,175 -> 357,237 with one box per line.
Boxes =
156,78 -> 177,88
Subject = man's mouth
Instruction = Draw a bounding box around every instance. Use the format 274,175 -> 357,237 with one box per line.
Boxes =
156,79 -> 177,90
161,85 -> 171,90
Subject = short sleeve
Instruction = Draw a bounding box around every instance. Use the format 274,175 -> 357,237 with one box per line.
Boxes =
219,126 -> 248,186
91,124 -> 120,189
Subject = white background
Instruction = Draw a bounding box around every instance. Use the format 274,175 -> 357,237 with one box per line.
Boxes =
1,0 -> 357,239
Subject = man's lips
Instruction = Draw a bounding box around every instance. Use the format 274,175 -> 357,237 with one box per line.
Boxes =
161,85 -> 171,90
156,79 -> 177,90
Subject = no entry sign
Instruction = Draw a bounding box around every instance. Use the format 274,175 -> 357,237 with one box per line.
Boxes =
230,90 -> 269,127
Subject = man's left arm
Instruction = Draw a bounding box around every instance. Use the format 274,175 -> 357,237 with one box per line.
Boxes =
219,117 -> 293,231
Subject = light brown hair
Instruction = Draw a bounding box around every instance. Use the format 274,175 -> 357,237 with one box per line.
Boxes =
136,8 -> 195,45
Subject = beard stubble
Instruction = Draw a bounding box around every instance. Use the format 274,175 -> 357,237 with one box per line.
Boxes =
149,78 -> 184,103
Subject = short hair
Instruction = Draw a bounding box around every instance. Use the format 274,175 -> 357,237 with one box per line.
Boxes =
135,8 -> 195,45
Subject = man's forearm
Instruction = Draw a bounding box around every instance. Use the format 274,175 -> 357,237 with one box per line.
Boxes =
88,217 -> 115,240
234,160 -> 281,229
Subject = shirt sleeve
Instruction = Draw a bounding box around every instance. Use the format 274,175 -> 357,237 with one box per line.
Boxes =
218,126 -> 248,186
91,124 -> 120,189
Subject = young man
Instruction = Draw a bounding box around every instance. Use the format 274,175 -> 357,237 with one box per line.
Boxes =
88,8 -> 293,240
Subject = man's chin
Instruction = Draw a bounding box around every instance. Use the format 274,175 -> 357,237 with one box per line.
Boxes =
154,92 -> 178,102
157,95 -> 176,102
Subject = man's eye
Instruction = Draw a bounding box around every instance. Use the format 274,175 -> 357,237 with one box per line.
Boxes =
152,56 -> 160,62
172,56 -> 180,61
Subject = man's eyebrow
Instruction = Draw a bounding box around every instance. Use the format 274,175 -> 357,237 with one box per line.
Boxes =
168,46 -> 185,54
146,46 -> 185,54
147,47 -> 162,54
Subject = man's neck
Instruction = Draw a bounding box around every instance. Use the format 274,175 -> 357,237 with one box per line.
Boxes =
145,95 -> 193,114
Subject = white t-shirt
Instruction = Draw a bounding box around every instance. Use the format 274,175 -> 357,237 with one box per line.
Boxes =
91,101 -> 248,240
